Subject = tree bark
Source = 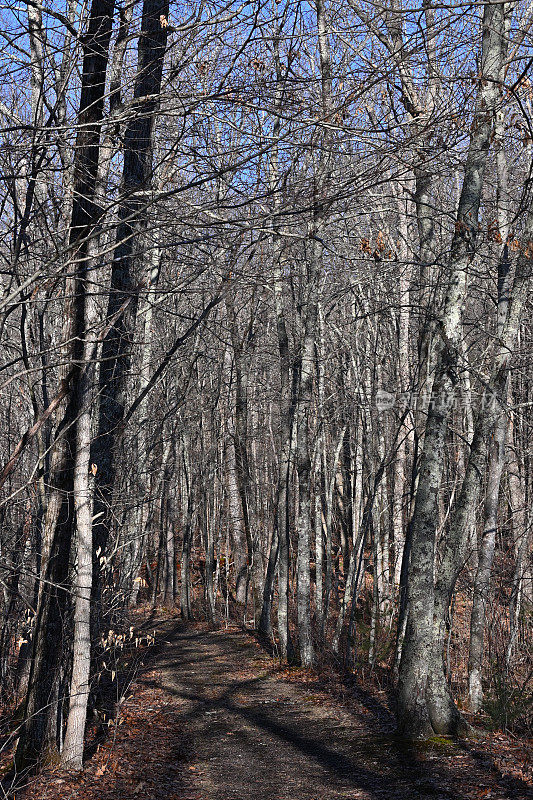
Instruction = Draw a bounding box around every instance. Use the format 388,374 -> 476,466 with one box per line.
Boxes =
92,0 -> 169,604
398,0 -> 508,737
17,0 -> 115,772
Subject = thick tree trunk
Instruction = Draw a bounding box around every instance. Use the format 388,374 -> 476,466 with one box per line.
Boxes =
398,0 -> 508,738
16,0 -> 115,773
92,0 -> 169,605
426,211 -> 532,733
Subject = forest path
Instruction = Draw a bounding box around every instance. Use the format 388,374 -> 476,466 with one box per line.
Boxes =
21,616 -> 532,800
121,618 -> 530,800
144,621 -> 401,800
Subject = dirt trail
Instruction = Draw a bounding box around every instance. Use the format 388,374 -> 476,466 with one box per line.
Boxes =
134,621 -> 531,800
19,619 -> 533,800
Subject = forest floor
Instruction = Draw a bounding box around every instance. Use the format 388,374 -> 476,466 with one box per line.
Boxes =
11,611 -> 533,800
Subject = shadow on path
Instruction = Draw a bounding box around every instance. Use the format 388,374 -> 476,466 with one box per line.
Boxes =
136,625 -> 532,800
11,620 -> 532,800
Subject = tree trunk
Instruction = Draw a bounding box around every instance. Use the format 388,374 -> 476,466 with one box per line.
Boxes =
92,0 -> 169,608
505,408 -> 529,667
180,478 -> 195,621
467,407 -> 507,712
426,207 -> 532,733
398,0 -> 508,737
16,0 -> 115,773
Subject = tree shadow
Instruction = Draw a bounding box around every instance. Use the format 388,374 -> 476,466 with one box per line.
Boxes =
8,624 -> 532,800
137,626 -> 531,800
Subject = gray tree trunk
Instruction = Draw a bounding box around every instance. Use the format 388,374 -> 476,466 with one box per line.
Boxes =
92,0 -> 169,601
398,0 -> 508,737
16,0 -> 115,773
426,196 -> 532,733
